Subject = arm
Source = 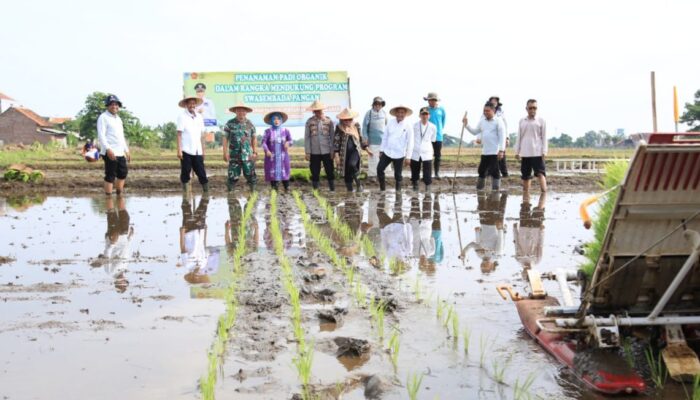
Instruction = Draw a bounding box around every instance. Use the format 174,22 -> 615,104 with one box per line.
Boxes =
497,120 -> 506,152
466,123 -> 481,135
541,118 -> 548,157
304,122 -> 311,155
404,125 -> 414,160
431,123 -> 437,143
262,130 -> 270,153
285,129 -> 292,150
441,107 -> 446,127
177,131 -> 183,159
362,112 -> 370,141
222,127 -> 229,162
380,125 -> 388,154
333,126 -> 341,154
328,119 -> 335,151
515,119 -> 523,157
96,115 -> 110,154
251,126 -> 257,156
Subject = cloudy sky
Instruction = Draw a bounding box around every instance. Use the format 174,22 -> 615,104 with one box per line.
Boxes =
1,0 -> 699,138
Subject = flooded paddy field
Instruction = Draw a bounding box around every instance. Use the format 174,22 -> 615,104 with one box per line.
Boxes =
0,190 -> 688,399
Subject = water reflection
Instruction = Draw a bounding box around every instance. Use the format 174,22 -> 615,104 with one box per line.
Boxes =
102,196 -> 133,293
377,194 -> 412,261
5,194 -> 46,212
180,194 -> 217,286
460,192 -> 508,273
514,192 -> 546,269
409,194 -> 444,275
226,195 -> 259,254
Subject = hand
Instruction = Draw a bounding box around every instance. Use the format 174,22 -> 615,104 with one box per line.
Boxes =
252,151 -> 258,160
506,137 -> 511,146
380,152 -> 385,158
224,153 -> 230,162
515,154 -> 521,161
305,153 -> 310,161
462,116 -> 468,125
177,150 -> 183,160
202,152 -> 205,160
498,151 -> 504,160
106,149 -> 116,161
283,142 -> 289,150
265,150 -> 273,158
125,151 -> 131,162
475,138 -> 482,145
366,149 -> 374,156
542,154 -> 546,160
404,159 -> 410,167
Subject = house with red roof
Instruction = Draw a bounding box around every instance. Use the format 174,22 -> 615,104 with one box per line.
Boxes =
0,106 -> 68,146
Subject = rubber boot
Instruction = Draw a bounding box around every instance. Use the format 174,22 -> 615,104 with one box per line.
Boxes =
271,181 -> 278,191
182,182 -> 191,195
248,182 -> 256,192
282,180 -> 289,192
345,181 -> 354,192
379,177 -> 386,191
201,183 -> 209,193
492,178 -> 501,191
227,179 -> 235,192
395,181 -> 402,192
312,180 -> 320,190
425,184 -> 432,192
354,176 -> 363,192
476,177 -> 486,190
328,180 -> 335,192
412,181 -> 419,191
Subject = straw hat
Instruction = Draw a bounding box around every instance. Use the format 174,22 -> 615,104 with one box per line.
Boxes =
306,100 -> 326,111
423,92 -> 440,101
336,107 -> 359,120
263,111 -> 289,125
389,105 -> 413,117
178,96 -> 203,108
228,102 -> 253,113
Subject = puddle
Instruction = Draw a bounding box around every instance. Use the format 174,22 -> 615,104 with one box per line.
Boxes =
0,191 -> 689,399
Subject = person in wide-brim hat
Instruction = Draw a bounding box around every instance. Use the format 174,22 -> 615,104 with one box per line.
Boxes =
423,92 -> 440,101
178,96 -> 203,108
263,111 -> 288,125
228,103 -> 253,113
389,105 -> 413,117
336,108 -> 359,120
333,107 -> 371,192
306,100 -> 326,111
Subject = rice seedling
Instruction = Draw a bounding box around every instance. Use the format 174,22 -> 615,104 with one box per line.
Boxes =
491,355 -> 511,384
513,372 -> 537,400
692,374 -> 700,400
406,372 -> 424,400
451,312 -> 459,341
621,337 -> 635,368
293,342 -> 315,387
443,305 -> 454,329
370,297 -> 387,339
413,274 -> 423,302
436,296 -> 445,320
389,257 -> 406,275
645,345 -> 667,389
353,282 -> 367,307
462,327 -> 471,354
388,328 -> 401,373
479,334 -> 488,367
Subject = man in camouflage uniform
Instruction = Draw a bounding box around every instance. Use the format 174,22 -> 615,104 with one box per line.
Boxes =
223,103 -> 258,191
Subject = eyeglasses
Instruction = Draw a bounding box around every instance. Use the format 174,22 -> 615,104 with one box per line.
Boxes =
527,106 -> 537,110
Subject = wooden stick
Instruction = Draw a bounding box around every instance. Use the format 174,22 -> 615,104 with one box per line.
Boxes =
651,71 -> 658,132
452,111 -> 468,190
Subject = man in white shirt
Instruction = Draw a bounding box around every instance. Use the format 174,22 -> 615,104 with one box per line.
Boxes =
515,99 -> 548,193
177,96 -> 209,193
463,103 -> 506,191
97,94 -> 130,196
410,107 -> 437,191
378,105 -> 414,191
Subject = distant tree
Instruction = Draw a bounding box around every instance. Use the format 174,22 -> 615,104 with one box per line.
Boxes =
508,132 -> 517,147
549,133 -> 573,147
156,122 -> 178,149
680,89 -> 700,132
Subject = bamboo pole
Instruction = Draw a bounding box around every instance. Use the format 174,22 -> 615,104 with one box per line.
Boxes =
452,111 -> 468,189
651,71 -> 658,132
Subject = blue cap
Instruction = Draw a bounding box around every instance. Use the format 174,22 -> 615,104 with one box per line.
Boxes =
104,94 -> 123,107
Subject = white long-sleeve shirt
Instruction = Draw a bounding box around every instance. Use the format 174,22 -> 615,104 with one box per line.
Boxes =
380,118 -> 414,159
516,116 -> 548,157
467,117 -> 505,155
97,111 -> 128,156
177,110 -> 205,156
411,121 -> 437,161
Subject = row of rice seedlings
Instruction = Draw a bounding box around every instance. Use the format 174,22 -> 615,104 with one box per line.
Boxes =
312,190 -> 355,243
200,193 -> 258,400
269,190 -> 314,398
513,372 -> 537,400
388,257 -> 407,275
491,355 -> 512,384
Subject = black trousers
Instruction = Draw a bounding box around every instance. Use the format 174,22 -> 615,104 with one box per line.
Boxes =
432,141 -> 442,176
180,152 -> 208,184
309,153 -> 334,183
377,153 -> 404,183
499,154 -> 509,177
478,155 -> 500,179
410,158 -> 433,185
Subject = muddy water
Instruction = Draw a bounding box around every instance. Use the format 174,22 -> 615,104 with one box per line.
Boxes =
0,191 -> 687,399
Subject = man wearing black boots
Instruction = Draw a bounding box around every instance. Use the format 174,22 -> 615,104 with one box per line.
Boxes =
377,105 -> 414,192
304,100 -> 336,191
464,103 -> 506,191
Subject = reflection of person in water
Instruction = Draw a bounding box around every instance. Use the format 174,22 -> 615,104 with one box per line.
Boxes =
102,196 -> 133,292
225,195 -> 259,254
342,197 -> 363,236
377,194 -> 413,260
460,192 -> 508,273
180,195 -> 219,284
410,194 -> 435,274
514,192 -> 546,269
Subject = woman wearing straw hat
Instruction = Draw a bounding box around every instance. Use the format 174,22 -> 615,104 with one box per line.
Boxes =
334,107 -> 372,192
223,102 -> 258,191
304,99 -> 335,191
377,105 -> 414,192
262,111 -> 293,191
176,96 -> 209,193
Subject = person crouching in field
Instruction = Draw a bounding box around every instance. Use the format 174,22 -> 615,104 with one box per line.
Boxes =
378,105 -> 414,192
97,94 -> 130,196
410,107 -> 437,191
464,102 -> 506,191
262,111 -> 292,192
515,99 -> 547,193
82,140 -> 100,162
177,96 -> 209,193
334,107 -> 372,192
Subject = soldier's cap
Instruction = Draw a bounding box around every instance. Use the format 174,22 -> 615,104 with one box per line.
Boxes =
194,83 -> 206,92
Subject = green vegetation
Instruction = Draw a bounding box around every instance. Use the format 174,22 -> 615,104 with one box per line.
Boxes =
406,372 -> 424,400
645,345 -> 667,390
369,297 -> 386,339
680,89 -> 700,132
388,327 -> 400,373
580,160 -> 628,276
491,355 -> 511,384
513,372 -> 537,400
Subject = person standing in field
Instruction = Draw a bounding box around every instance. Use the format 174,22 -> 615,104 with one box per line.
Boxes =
377,105 -> 414,192
334,107 -> 372,192
304,100 -> 335,191
463,102 -> 506,190
223,103 -> 258,192
476,97 -> 509,177
515,99 -> 548,192
262,111 -> 293,192
97,94 -> 130,196
362,96 -> 388,180
424,92 -> 446,180
410,107 -> 437,191
177,96 -> 209,194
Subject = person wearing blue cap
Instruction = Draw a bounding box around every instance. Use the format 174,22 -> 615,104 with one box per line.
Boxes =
97,94 -> 130,196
